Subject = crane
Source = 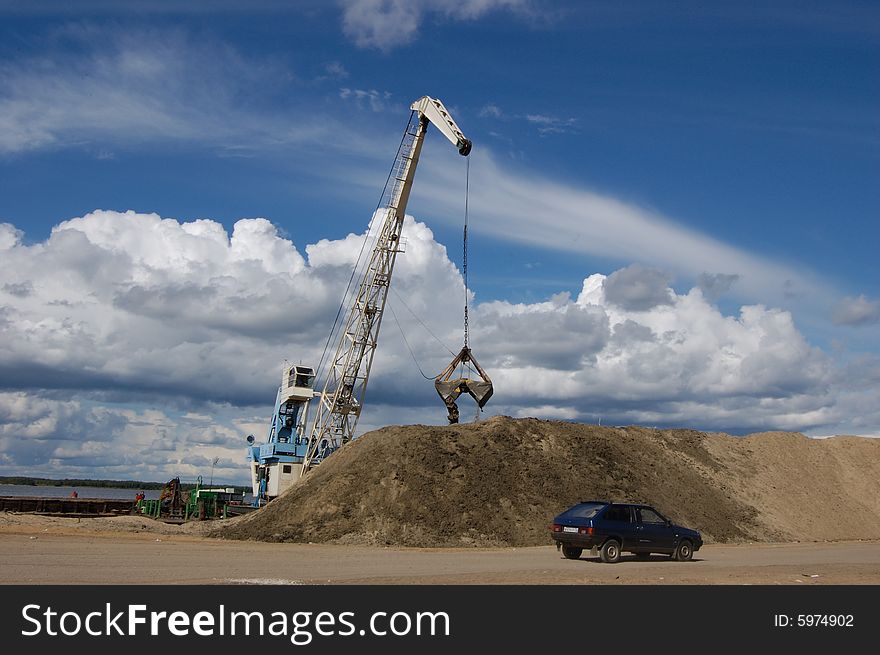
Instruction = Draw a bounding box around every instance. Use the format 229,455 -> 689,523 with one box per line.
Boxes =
303,96 -> 473,472
247,96 -> 479,503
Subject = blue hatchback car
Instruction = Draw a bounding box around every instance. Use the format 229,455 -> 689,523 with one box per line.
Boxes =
550,501 -> 702,563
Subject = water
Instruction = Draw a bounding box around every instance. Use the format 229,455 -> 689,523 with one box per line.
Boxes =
0,484 -> 161,500
0,483 -> 256,505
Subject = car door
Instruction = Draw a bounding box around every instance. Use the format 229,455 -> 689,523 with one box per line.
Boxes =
634,506 -> 675,552
601,504 -> 638,549
620,505 -> 640,549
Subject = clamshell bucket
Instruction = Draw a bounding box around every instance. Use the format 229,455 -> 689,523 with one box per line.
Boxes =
434,346 -> 493,424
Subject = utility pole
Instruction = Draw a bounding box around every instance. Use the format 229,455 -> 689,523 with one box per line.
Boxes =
210,456 -> 220,487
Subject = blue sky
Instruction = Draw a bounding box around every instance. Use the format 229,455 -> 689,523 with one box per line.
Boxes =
0,1 -> 877,484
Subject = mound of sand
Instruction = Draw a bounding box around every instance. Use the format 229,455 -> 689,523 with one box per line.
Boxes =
218,416 -> 880,547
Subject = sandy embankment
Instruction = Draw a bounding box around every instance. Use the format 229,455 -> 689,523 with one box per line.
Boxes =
219,417 -> 880,547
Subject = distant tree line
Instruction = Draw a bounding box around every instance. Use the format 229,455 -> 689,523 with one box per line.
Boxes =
0,476 -> 248,493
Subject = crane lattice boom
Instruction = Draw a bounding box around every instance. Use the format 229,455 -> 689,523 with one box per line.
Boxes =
302,97 -> 471,472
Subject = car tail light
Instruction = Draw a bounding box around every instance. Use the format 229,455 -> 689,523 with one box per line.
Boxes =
551,524 -> 562,532
578,527 -> 594,535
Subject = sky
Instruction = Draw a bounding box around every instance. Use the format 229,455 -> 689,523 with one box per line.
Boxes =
0,1 -> 878,486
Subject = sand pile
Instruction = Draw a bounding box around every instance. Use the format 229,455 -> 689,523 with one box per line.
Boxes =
218,416 -> 880,547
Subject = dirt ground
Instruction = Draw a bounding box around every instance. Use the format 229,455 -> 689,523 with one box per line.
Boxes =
1,514 -> 878,584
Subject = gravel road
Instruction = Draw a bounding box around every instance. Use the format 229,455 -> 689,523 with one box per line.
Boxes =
1,516 -> 877,585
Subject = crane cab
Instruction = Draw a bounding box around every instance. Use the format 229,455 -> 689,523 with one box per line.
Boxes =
280,365 -> 316,404
247,364 -> 316,504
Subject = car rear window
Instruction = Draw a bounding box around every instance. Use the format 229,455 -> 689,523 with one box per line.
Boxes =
560,503 -> 604,519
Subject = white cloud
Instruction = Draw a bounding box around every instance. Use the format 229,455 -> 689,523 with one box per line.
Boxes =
602,264 -> 673,311
475,293 -> 609,370
319,61 -> 349,80
475,273 -> 831,412
339,87 -> 395,113
0,223 -> 23,250
2,209 -> 875,483
697,272 -> 740,300
476,104 -> 577,135
0,26 -> 332,155
0,209 -> 465,406
339,0 -> 529,51
833,294 -> 880,326
525,113 -> 577,135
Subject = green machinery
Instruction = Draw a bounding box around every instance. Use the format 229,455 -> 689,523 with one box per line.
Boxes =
136,476 -> 248,522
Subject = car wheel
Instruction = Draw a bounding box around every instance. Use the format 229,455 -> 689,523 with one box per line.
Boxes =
674,540 -> 693,561
600,539 -> 621,564
561,545 -> 583,560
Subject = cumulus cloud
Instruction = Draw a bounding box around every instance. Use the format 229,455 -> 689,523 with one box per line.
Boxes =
0,223 -> 23,249
477,272 -> 832,414
475,293 -> 609,370
697,272 -> 740,301
833,294 -> 880,326
602,264 -> 673,311
340,0 -> 529,51
0,209 -> 465,405
0,209 -> 874,483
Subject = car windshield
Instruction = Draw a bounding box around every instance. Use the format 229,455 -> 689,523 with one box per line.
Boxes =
560,503 -> 604,519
